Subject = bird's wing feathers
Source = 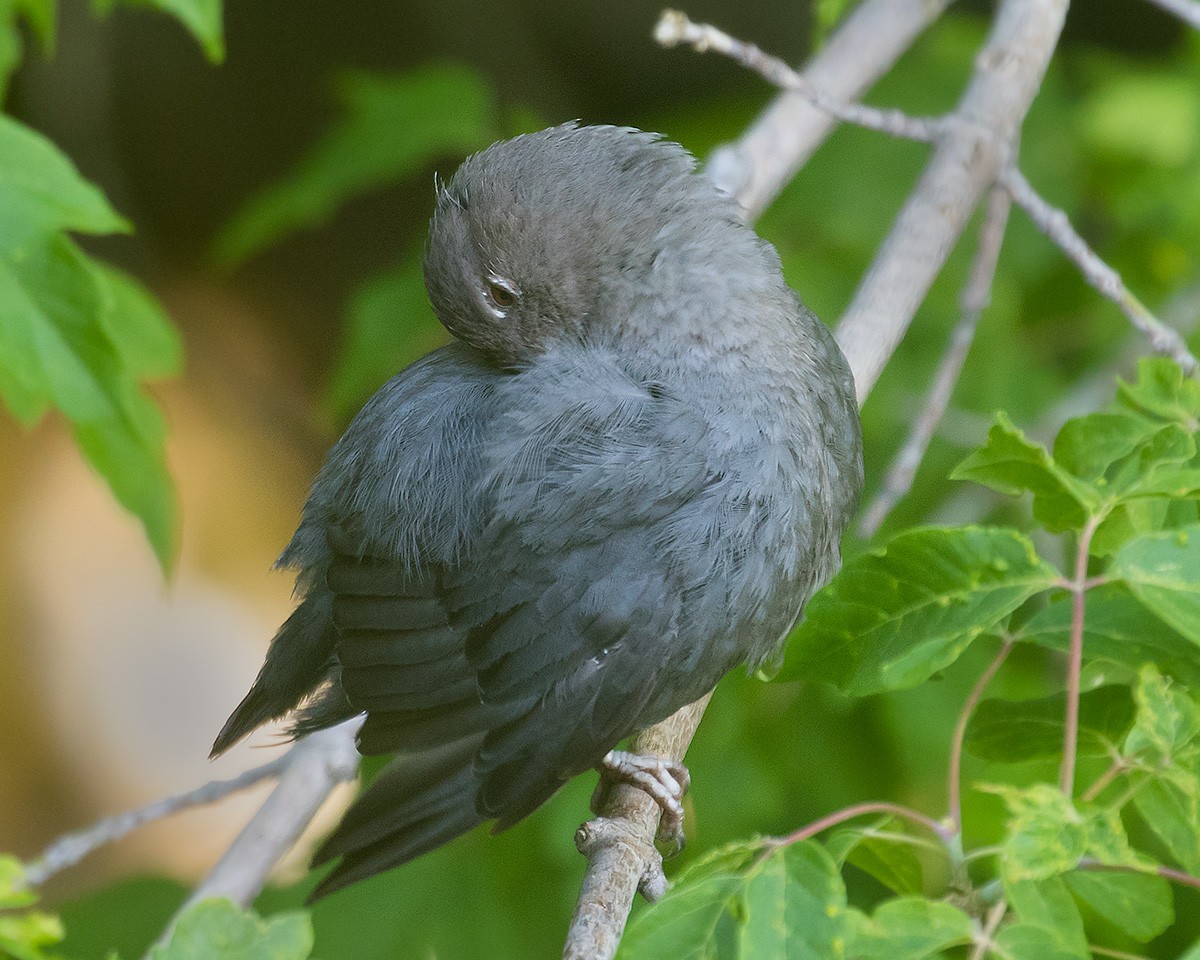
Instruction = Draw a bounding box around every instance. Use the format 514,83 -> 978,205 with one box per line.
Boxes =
306,348 -> 720,893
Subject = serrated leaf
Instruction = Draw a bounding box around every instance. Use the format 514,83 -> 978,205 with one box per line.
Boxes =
951,413 -> 1101,531
988,785 -> 1087,882
1004,876 -> 1088,957
1083,805 -> 1142,867
1053,411 -> 1158,482
966,685 -> 1135,763
326,250 -> 445,421
995,922 -> 1088,960
149,899 -> 312,960
825,818 -> 932,896
0,235 -> 177,567
214,64 -> 494,265
0,114 -> 129,250
1022,585 -> 1200,686
1126,664 -> 1200,761
92,0 -> 223,61
618,871 -> 744,960
1117,357 -> 1200,428
1111,525 -> 1200,646
780,527 -> 1058,695
620,841 -> 850,960
847,897 -> 973,960
1064,869 -> 1173,942
1133,765 -> 1200,873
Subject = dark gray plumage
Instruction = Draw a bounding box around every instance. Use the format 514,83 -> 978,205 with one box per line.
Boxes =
212,123 -> 863,899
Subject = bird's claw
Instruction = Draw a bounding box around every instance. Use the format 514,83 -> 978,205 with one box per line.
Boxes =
593,750 -> 691,854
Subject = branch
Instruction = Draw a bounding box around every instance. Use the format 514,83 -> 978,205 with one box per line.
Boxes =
1061,515 -> 1101,796
859,185 -> 1012,537
150,719 -> 361,952
691,0 -> 957,219
834,0 -> 1070,402
948,638 -> 1016,833
22,753 -> 292,887
564,1 -> 1051,954
1142,0 -> 1200,28
1000,166 -> 1200,375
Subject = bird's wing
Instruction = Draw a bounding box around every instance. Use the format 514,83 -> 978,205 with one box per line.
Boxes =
309,347 -> 720,897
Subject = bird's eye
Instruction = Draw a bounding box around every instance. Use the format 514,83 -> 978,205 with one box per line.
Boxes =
485,278 -> 519,310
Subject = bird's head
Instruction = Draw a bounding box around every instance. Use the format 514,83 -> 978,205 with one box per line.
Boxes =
423,122 -> 753,364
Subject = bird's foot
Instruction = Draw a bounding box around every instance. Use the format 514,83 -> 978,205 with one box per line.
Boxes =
593,750 -> 691,852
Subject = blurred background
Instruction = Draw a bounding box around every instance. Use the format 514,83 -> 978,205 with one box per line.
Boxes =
1,0 -> 1198,957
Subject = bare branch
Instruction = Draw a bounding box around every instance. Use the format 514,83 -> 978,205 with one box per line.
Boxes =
1142,0 -> 1200,28
1000,165 -> 1200,375
656,10 -> 943,145
695,0 -> 958,219
176,720 -> 360,912
23,754 -> 292,888
563,695 -> 710,960
859,186 -> 1012,538
835,0 -> 1070,402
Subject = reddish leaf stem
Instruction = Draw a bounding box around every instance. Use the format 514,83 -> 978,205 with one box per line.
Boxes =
771,801 -> 955,848
948,639 -> 1015,833
1078,857 -> 1200,893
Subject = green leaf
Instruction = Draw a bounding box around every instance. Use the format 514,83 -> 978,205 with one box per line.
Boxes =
847,897 -> 973,960
1132,763 -> 1200,873
1022,585 -> 1200,687
780,527 -> 1059,695
1117,358 -> 1200,429
1003,876 -> 1088,958
995,922 -> 1088,960
988,785 -> 1087,882
825,818 -> 932,896
738,843 -> 850,960
1064,869 -> 1173,942
95,262 -> 183,379
1111,525 -> 1200,646
0,857 -> 63,960
951,413 -> 1101,531
1052,411 -> 1158,483
92,0 -> 223,62
0,114 -> 129,250
965,685 -> 1135,763
0,235 -> 177,567
149,899 -> 312,960
214,64 -> 494,265
620,841 -> 850,960
326,251 -> 445,421
1125,664 -> 1200,762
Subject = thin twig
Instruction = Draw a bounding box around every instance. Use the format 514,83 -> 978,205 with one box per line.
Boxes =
969,900 -> 1009,960
22,753 -> 291,888
948,638 -> 1016,833
1000,166 -> 1200,376
1061,515 -> 1101,796
152,718 -> 362,953
859,186 -> 1012,537
1142,0 -> 1200,28
835,0 -> 1070,402
656,10 -> 943,145
1080,755 -> 1131,804
770,801 -> 956,847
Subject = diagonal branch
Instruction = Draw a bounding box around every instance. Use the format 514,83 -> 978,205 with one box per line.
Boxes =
859,185 -> 1012,538
1142,0 -> 1200,28
564,1 -> 1069,956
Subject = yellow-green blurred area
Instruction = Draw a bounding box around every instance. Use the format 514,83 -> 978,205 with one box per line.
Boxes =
1,0 -> 1199,957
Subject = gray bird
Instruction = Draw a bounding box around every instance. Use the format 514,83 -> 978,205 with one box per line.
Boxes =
211,122 -> 862,899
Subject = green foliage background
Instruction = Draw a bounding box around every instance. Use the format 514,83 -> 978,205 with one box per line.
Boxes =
2,1 -> 1200,958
